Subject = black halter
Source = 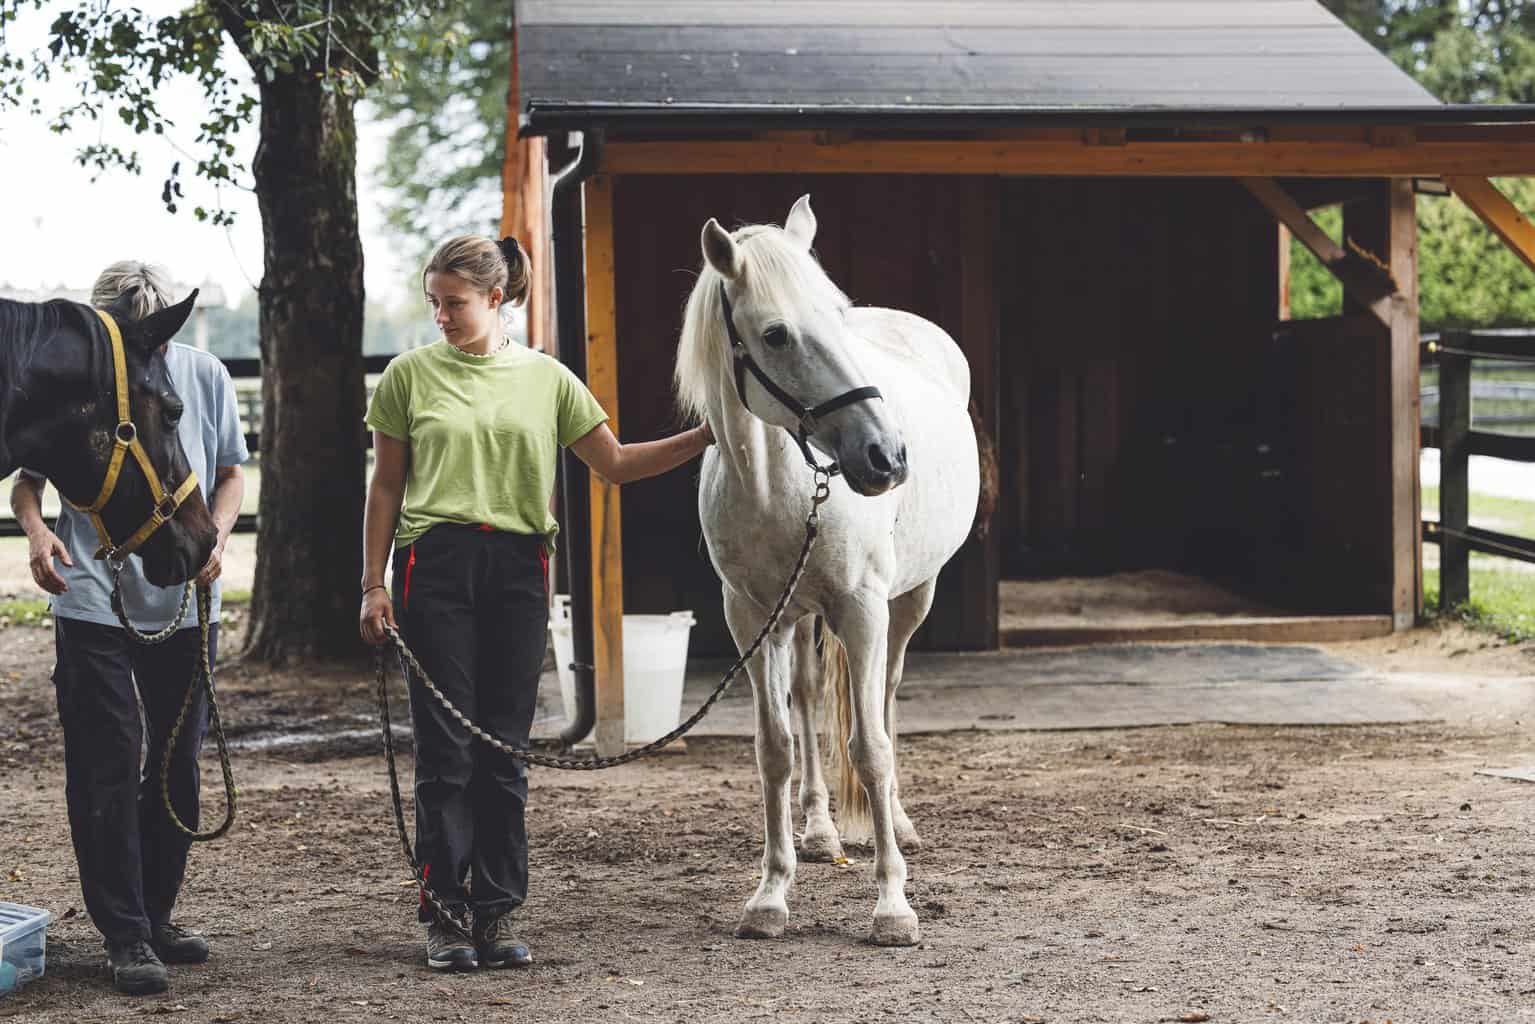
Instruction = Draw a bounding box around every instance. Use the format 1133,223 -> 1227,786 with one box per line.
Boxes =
718,283 -> 883,476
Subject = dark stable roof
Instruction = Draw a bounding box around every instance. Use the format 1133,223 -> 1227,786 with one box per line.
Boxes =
514,0 -> 1475,135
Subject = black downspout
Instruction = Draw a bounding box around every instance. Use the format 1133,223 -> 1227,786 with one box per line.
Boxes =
551,129 -> 604,749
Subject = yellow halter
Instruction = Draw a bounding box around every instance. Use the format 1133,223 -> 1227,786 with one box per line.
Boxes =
67,309 -> 200,562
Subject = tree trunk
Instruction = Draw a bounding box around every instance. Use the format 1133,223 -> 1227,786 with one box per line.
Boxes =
241,72 -> 367,664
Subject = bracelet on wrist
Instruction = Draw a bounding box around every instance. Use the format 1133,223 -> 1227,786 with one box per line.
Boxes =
361,584 -> 387,598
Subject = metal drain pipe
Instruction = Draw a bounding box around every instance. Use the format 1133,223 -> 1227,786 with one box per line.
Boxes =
550,129 -> 604,749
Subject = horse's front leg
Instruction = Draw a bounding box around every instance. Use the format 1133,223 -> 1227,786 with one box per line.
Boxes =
724,587 -> 798,939
886,579 -> 937,854
829,597 -> 918,946
791,616 -> 843,862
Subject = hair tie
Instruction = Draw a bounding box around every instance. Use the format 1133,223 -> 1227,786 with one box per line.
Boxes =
497,236 -> 522,266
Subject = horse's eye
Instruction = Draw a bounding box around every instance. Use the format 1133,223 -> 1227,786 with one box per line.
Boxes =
163,399 -> 184,426
762,324 -> 790,349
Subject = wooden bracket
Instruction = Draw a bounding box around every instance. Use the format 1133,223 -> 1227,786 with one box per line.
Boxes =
1442,175 -> 1535,275
1242,177 -> 1398,327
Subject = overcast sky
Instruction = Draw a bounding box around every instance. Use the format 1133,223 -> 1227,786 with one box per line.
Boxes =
0,1 -> 407,309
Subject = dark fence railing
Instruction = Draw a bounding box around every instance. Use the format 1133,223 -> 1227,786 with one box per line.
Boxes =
1419,329 -> 1535,607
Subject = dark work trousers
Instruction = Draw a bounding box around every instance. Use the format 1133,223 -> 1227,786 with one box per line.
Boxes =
52,617 -> 215,946
392,524 -> 548,923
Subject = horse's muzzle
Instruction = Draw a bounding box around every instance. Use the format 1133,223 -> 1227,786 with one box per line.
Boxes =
140,520 -> 217,586
844,441 -> 909,496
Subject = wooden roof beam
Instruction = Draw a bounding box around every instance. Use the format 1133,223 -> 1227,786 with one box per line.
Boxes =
1442,176 -> 1535,275
599,138 -> 1535,177
1242,177 -> 1397,327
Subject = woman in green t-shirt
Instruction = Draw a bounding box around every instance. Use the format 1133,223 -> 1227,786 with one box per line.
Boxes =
358,234 -> 710,972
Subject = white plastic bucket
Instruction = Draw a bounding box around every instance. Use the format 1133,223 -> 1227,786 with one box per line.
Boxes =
549,595 -> 696,745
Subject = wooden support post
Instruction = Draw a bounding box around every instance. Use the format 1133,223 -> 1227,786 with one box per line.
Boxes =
1351,179 -> 1423,630
1442,175 -> 1535,275
499,21 -> 551,352
583,173 -> 625,756
1242,177 -> 1396,326
1277,223 -> 1292,321
1340,180 -> 1420,629
1390,293 -> 1420,629
1388,178 -> 1422,630
1439,337 -> 1472,610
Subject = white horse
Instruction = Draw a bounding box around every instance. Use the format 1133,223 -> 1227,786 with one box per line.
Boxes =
675,195 -> 979,946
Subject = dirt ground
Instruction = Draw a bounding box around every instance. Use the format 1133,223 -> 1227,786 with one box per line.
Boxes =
3,616 -> 1535,1024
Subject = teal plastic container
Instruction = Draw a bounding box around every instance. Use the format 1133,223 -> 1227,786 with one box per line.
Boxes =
0,903 -> 51,996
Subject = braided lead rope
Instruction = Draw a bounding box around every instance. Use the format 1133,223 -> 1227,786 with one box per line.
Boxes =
110,558 -> 193,645
159,584 -> 238,841
378,470 -> 828,771
377,645 -> 474,939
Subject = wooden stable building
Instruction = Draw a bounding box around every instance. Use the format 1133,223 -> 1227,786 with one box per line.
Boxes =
499,1 -> 1535,753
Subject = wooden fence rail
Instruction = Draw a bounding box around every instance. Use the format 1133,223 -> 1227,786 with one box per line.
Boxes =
1419,329 -> 1535,609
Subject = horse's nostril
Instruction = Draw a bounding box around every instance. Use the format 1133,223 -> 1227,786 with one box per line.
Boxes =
868,444 -> 893,474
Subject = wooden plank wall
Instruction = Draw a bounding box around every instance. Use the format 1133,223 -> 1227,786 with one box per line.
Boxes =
1267,314 -> 1392,612
997,179 -> 1286,593
610,174 -> 999,654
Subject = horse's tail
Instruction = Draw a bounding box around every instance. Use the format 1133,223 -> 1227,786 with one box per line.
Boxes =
969,399 -> 998,542
821,624 -> 873,846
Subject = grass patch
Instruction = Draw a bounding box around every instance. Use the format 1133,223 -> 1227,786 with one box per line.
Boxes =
1422,485 -> 1535,642
0,598 -> 50,629
221,588 -> 251,606
1424,564 -> 1535,643
1422,486 -> 1535,537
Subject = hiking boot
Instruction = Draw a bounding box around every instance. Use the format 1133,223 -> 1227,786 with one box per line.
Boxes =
473,911 -> 532,968
151,923 -> 209,965
105,939 -> 169,996
425,921 -> 478,972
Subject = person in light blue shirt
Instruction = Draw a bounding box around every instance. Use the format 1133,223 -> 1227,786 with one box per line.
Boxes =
9,261 -> 248,997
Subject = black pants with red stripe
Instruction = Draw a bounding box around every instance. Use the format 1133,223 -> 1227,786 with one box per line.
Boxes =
393,524 -> 548,923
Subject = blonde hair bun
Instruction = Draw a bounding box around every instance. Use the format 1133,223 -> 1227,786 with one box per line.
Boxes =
424,234 -> 530,307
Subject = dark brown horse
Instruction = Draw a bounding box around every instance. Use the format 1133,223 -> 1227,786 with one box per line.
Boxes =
0,292 -> 217,584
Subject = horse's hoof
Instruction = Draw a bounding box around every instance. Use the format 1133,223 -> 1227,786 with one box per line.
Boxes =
799,831 -> 845,863
896,829 -> 923,855
869,912 -> 920,947
735,906 -> 788,940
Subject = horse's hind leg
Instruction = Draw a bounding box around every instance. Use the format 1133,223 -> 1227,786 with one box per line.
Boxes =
791,616 -> 843,862
886,579 -> 936,855
829,597 -> 918,946
724,587 -> 798,940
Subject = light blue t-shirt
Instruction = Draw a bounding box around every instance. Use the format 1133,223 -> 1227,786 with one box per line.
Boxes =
21,343 -> 249,630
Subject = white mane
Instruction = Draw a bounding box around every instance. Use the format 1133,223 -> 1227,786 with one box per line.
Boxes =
673,224 -> 850,424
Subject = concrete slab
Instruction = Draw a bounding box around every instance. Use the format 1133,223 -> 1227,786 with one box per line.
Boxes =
529,642 -> 1535,741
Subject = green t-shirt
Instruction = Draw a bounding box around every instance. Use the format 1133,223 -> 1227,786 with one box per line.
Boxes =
365,340 -> 608,549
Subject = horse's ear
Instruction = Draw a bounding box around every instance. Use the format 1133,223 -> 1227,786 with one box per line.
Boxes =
701,218 -> 741,280
122,289 -> 198,351
784,194 -> 816,249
